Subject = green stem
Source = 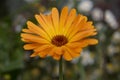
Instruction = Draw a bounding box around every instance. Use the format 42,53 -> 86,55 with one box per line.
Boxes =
59,57 -> 63,80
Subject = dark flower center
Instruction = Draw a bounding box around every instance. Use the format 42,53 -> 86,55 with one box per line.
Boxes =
51,35 -> 68,47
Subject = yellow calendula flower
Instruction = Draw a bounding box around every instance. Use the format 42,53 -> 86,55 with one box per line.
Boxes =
21,7 -> 98,61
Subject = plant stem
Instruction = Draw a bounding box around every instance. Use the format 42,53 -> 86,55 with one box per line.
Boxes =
59,57 -> 63,80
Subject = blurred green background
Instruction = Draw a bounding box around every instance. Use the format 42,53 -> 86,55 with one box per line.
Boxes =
0,0 -> 120,80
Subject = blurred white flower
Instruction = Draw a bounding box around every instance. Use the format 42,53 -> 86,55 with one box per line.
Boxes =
15,25 -> 22,33
13,15 -> 26,33
112,31 -> 120,43
44,11 -> 51,15
91,8 -> 103,21
105,10 -> 118,29
95,22 -> 104,31
99,33 -> 106,42
78,0 -> 93,13
81,50 -> 94,66
71,57 -> 80,64
66,0 -> 74,9
107,45 -> 120,56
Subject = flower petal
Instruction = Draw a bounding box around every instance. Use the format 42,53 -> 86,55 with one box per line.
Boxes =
51,8 -> 59,34
38,52 -> 48,58
34,44 -> 53,52
53,54 -> 61,60
66,14 -> 81,37
54,47 -> 64,55
63,51 -> 72,61
21,33 -> 49,44
22,29 -> 32,33
40,14 -> 55,37
68,16 -> 92,39
39,46 -> 54,58
82,38 -> 98,45
31,45 -> 54,58
30,52 -> 38,57
63,8 -> 76,35
67,38 -> 98,49
69,29 -> 97,42
63,46 -> 81,58
23,43 -> 40,50
59,7 -> 68,34
26,21 -> 50,41
35,14 -> 52,38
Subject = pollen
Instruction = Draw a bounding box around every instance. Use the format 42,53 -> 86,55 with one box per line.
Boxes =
51,35 -> 68,47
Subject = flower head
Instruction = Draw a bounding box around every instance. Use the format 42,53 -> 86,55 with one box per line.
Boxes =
21,7 -> 98,61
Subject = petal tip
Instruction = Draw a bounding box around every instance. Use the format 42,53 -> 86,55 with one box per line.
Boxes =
52,7 -> 57,10
35,14 -> 39,19
26,21 -> 31,25
95,40 -> 99,44
52,7 -> 58,13
62,6 -> 68,10
30,54 -> 37,57
20,33 -> 23,37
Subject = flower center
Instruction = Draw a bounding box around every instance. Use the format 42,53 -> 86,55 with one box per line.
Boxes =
51,35 -> 68,47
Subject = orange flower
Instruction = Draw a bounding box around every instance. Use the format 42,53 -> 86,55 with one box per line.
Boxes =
21,7 -> 98,61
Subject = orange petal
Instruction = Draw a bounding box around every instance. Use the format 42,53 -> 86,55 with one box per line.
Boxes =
69,29 -> 97,42
21,33 -> 49,44
68,16 -> 90,38
83,39 -> 98,45
51,8 -> 59,34
34,44 -> 52,52
67,38 -> 98,49
66,42 -> 88,48
59,7 -> 68,34
63,51 -> 72,61
21,38 -> 31,43
27,21 -> 50,41
53,54 -> 61,60
63,8 -> 76,35
79,21 -> 94,31
35,15 -> 47,28
46,14 -> 53,27
63,46 -> 81,58
22,29 -> 32,33
38,46 -> 54,58
35,15 -> 52,38
47,46 -> 56,56
65,43 -> 82,52
30,52 -> 38,57
23,43 -> 40,50
54,47 -> 64,55
31,45 -> 54,58
40,14 -> 55,37
38,52 -> 48,58
66,14 -> 81,37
